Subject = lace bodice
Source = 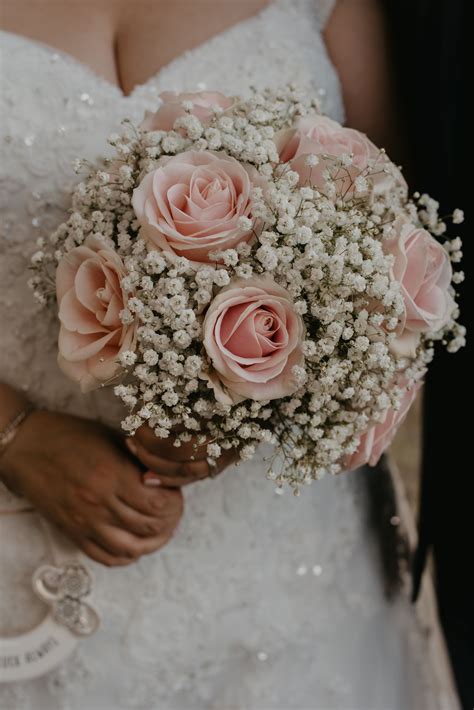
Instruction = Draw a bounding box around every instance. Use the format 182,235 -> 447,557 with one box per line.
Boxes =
0,2 -> 459,708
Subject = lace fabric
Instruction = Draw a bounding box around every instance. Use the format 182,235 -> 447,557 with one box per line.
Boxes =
0,1 -> 459,707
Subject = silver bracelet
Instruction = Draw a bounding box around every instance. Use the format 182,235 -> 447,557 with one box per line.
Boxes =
0,404 -> 35,456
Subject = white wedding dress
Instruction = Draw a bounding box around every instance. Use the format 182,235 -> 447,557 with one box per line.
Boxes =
0,1 -> 460,708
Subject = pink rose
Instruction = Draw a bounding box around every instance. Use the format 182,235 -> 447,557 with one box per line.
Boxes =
276,115 -> 406,196
345,380 -> 421,470
385,216 -> 455,357
132,150 -> 259,264
56,236 -> 136,392
140,91 -> 233,132
203,278 -> 305,404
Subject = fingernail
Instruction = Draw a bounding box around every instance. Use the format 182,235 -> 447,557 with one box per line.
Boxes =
144,479 -> 162,487
126,438 -> 137,456
143,472 -> 161,487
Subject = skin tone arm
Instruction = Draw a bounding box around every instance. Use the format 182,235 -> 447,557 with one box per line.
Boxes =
324,0 -> 403,161
0,383 -> 183,566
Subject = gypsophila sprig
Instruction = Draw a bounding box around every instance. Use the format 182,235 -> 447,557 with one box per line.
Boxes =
31,87 -> 465,494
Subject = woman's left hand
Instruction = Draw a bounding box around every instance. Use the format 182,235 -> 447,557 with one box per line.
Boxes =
126,426 -> 237,487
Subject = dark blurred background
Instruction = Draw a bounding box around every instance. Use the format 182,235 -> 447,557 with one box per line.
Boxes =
384,1 -> 472,707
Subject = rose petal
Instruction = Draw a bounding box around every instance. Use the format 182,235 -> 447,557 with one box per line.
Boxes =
203,278 -> 305,401
59,289 -> 107,335
132,150 -> 257,264
58,326 -> 120,362
55,235 -> 136,391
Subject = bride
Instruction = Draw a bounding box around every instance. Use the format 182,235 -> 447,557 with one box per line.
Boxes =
0,0 -> 460,707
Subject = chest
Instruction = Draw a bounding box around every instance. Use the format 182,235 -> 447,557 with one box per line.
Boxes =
0,0 -> 270,95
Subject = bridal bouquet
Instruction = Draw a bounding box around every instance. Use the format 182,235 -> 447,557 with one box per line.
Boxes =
30,87 -> 465,493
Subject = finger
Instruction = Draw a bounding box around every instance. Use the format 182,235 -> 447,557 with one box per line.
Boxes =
210,448 -> 239,476
141,447 -> 235,487
132,427 -> 238,470
109,496 -> 170,538
91,523 -> 174,559
141,471 -> 190,489
143,458 -> 210,487
116,481 -> 184,518
80,538 -> 135,567
126,440 -> 210,483
142,468 -> 205,488
138,448 -> 238,487
132,427 -> 209,462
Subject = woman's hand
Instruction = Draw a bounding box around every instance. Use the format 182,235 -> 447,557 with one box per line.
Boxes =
126,425 -> 237,487
0,410 -> 183,566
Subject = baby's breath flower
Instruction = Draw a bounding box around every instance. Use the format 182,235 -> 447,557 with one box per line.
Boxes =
256,244 -> 278,270
143,349 -> 159,366
31,86 -> 464,491
235,263 -> 253,279
31,250 -> 44,265
354,176 -> 368,194
452,209 -> 464,224
305,154 -> 319,167
213,269 -> 231,287
173,330 -> 192,349
237,216 -> 253,231
207,442 -> 222,459
162,391 -> 179,407
196,288 -> 212,304
119,351 -> 137,367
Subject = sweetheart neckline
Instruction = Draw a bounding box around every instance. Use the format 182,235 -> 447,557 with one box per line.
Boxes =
0,3 -> 276,100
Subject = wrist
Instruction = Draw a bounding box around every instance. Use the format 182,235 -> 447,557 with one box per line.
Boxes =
0,384 -> 31,429
0,394 -> 37,491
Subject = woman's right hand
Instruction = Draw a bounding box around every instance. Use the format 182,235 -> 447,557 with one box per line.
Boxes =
0,410 -> 183,567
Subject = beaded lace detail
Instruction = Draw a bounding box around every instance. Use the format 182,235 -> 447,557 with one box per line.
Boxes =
0,2 -> 457,707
